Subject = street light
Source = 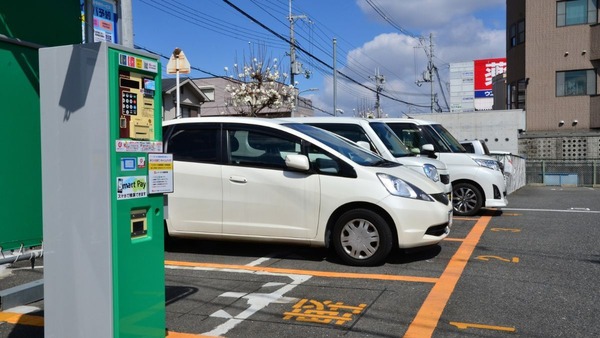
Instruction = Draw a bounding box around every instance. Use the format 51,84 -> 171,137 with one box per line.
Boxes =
293,88 -> 319,117
334,109 -> 344,116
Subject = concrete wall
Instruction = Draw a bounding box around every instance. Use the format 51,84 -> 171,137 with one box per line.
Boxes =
408,109 -> 526,154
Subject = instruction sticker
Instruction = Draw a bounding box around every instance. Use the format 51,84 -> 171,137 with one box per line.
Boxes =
148,153 -> 173,194
116,140 -> 163,153
117,176 -> 148,200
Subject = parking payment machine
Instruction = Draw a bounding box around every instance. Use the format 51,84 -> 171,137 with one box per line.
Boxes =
40,42 -> 171,338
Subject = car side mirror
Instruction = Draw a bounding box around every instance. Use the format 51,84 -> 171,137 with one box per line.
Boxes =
421,144 -> 437,159
356,141 -> 371,151
285,154 -> 310,171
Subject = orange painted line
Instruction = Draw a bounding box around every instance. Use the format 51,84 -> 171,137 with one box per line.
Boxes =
403,214 -> 492,338
443,237 -> 465,242
0,312 -> 44,327
167,330 -> 222,337
452,216 -> 480,221
165,260 -> 439,284
450,321 -> 516,332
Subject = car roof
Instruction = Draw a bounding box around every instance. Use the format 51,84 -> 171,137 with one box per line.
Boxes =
376,118 -> 437,125
278,116 -> 378,125
162,116 -> 281,127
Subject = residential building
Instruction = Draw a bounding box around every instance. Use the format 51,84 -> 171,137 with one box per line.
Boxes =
161,77 -> 314,120
507,0 -> 600,159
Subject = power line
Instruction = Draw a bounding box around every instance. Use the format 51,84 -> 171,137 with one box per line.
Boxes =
222,0 -> 429,108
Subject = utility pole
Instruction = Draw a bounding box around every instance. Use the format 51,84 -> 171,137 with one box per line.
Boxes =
119,0 -> 134,48
416,33 -> 436,113
370,68 -> 385,118
333,38 -> 337,116
288,0 -> 306,87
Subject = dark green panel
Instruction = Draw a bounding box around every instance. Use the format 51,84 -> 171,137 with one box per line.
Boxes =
0,1 -> 82,250
0,1 -> 82,46
0,42 -> 43,250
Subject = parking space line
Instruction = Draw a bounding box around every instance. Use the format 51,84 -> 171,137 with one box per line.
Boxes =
503,207 -> 600,213
0,312 -> 44,327
164,261 -> 439,283
403,214 -> 492,338
443,238 -> 465,242
453,217 -> 480,221
166,330 -> 220,338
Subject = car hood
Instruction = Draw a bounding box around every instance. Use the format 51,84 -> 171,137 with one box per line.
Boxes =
466,153 -> 500,162
360,163 -> 445,195
395,156 -> 448,170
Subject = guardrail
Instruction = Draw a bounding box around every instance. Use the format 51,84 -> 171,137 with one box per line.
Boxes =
526,159 -> 599,187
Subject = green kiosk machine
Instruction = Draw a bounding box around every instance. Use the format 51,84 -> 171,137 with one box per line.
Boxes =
40,42 -> 171,338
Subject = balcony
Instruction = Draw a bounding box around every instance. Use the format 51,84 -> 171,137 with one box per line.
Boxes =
591,24 -> 600,61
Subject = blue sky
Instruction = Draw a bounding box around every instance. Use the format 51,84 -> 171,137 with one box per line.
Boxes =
132,0 -> 506,116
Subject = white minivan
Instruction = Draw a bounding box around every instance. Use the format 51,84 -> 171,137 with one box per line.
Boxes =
163,117 -> 452,266
279,117 -> 452,197
380,118 -> 508,216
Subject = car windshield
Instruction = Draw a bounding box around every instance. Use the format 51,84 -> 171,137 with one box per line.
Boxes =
425,124 -> 467,153
283,123 -> 397,167
368,122 -> 412,157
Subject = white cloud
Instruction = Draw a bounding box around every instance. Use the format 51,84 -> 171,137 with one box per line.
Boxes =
356,0 -> 505,30
315,0 -> 507,115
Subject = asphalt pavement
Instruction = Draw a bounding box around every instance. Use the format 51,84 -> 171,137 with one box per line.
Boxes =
1,185 -> 599,338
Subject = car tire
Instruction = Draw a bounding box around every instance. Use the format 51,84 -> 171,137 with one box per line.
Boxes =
332,209 -> 393,266
452,182 -> 483,216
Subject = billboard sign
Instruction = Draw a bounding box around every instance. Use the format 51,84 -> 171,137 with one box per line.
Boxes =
474,58 -> 506,98
81,0 -> 118,43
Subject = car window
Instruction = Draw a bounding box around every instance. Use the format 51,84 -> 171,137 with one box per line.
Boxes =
306,123 -> 377,152
165,126 -> 219,163
227,128 -> 301,170
368,122 -> 412,157
283,123 -> 393,168
428,124 -> 467,152
462,142 -> 475,153
386,123 -> 429,151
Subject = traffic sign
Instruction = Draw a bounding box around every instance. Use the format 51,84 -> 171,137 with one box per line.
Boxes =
167,50 -> 191,74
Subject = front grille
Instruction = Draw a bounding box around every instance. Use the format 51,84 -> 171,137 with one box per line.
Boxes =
425,223 -> 449,236
440,174 -> 450,184
430,193 -> 449,205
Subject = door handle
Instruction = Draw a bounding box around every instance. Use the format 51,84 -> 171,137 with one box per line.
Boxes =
229,176 -> 247,183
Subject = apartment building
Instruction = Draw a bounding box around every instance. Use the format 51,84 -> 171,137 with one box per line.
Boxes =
507,0 -> 600,159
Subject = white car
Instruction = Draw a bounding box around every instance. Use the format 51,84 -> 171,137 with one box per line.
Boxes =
380,118 -> 508,216
279,117 -> 452,197
163,117 -> 453,266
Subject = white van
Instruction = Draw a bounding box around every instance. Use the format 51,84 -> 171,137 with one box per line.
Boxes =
380,118 -> 508,216
163,117 -> 453,266
279,117 -> 452,197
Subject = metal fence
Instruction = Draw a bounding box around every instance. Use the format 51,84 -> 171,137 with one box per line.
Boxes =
491,153 -> 527,194
526,159 -> 600,187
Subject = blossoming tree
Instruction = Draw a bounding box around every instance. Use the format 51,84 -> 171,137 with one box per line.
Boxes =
224,51 -> 295,117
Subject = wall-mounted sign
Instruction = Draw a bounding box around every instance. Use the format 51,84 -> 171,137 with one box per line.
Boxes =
81,0 -> 118,43
474,58 -> 507,98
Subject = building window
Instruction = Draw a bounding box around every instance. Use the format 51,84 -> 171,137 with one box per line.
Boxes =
508,19 -> 525,48
557,0 -> 598,27
510,79 -> 527,109
556,69 -> 597,96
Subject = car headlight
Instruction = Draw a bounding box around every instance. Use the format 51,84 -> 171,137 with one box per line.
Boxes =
422,164 -> 439,182
474,158 -> 500,171
377,173 -> 433,201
